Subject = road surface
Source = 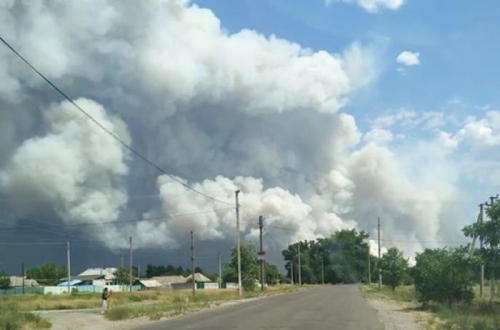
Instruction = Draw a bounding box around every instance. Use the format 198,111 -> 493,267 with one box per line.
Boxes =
133,285 -> 384,330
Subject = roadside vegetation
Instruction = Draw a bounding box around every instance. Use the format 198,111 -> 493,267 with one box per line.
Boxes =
0,301 -> 51,329
360,198 -> 500,329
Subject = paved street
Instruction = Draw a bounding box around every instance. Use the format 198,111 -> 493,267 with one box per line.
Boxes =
133,285 -> 384,330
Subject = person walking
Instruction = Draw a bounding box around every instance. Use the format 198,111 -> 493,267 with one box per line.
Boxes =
101,288 -> 109,314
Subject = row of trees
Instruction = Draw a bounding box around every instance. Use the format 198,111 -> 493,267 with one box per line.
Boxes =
223,244 -> 286,291
145,264 -> 204,278
278,228 -> 475,307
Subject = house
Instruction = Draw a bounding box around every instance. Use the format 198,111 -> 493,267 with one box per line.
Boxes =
57,267 -> 118,287
134,279 -> 162,290
9,276 -> 39,287
185,272 -> 211,283
151,275 -> 186,288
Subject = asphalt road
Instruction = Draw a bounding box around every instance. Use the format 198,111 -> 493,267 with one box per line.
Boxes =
133,285 -> 384,330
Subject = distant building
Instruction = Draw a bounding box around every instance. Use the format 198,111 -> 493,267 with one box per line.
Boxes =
58,267 -> 118,287
9,276 -> 39,287
151,275 -> 186,288
185,272 -> 211,283
134,279 -> 162,290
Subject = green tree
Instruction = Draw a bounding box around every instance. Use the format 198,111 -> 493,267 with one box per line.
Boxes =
380,247 -> 408,290
114,267 -> 140,284
223,244 -> 259,291
413,247 -> 475,307
463,201 -> 500,287
27,262 -> 67,285
282,229 -> 370,284
0,271 -> 10,290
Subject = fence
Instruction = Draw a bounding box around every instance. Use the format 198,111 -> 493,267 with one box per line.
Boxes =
0,285 -> 141,295
0,282 -> 237,295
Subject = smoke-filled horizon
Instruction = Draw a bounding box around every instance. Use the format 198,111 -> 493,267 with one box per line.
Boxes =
0,0 -> 483,273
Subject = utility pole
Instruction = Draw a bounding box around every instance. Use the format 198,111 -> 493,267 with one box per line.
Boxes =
129,237 -> 133,292
191,230 -> 195,296
21,262 -> 25,295
321,257 -> 325,285
290,261 -> 294,285
368,248 -> 371,286
378,217 -> 382,290
258,216 -> 265,292
67,240 -> 71,294
120,253 -> 124,269
486,195 -> 499,302
218,253 -> 222,288
479,203 -> 484,299
298,242 -> 302,286
235,190 -> 242,296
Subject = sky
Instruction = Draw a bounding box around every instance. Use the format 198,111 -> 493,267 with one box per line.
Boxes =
1,0 -> 500,275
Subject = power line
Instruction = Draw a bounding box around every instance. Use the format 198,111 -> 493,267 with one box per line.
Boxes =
0,208 -> 234,230
0,35 -> 232,207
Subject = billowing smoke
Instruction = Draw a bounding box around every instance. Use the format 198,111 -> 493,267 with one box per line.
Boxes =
0,0 -> 469,263
0,98 -> 130,235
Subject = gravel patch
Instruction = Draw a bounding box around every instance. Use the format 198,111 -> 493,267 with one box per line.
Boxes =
367,298 -> 426,330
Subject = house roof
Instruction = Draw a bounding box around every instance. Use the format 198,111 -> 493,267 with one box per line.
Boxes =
135,279 -> 162,288
151,276 -> 186,286
9,276 -> 40,287
58,280 -> 83,287
78,268 -> 117,280
185,272 -> 211,282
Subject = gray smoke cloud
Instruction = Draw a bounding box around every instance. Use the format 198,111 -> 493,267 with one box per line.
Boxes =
0,0 -> 463,261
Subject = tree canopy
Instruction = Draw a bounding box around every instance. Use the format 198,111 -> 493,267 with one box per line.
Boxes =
380,247 -> 408,290
0,271 -> 10,290
282,229 -> 370,284
223,244 -> 259,291
413,247 -> 475,306
27,262 -> 67,286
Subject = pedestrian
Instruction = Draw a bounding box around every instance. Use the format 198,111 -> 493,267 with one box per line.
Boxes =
101,287 -> 109,314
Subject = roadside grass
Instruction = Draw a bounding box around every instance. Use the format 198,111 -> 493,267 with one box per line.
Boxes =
362,285 -> 500,330
0,284 -> 303,324
106,284 -> 303,321
0,302 -> 51,329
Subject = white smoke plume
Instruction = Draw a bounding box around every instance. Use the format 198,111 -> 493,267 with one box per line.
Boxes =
0,98 -> 130,236
0,0 -> 472,263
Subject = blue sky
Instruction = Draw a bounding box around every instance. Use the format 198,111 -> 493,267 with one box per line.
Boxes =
197,0 -> 500,127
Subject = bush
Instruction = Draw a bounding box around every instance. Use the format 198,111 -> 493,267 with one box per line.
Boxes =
0,302 -> 51,329
242,277 -> 256,292
413,247 -> 474,307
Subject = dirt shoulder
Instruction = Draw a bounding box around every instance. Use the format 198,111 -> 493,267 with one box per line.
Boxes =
361,286 -> 434,330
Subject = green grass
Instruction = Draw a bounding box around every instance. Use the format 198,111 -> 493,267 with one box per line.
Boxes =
0,302 -> 51,329
0,284 -> 303,325
362,285 -> 500,330
105,284 -> 303,321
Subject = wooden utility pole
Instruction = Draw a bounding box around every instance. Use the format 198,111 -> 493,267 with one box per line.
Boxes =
235,190 -> 242,296
129,237 -> 133,292
368,248 -> 371,286
191,230 -> 195,296
67,240 -> 71,294
485,196 -> 499,302
479,203 -> 484,299
378,217 -> 382,290
321,257 -> 325,285
218,253 -> 222,288
21,262 -> 25,295
290,261 -> 294,285
258,216 -> 265,292
298,242 -> 302,286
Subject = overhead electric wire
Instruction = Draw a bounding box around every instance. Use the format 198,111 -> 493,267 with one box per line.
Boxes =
0,35 -> 232,207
